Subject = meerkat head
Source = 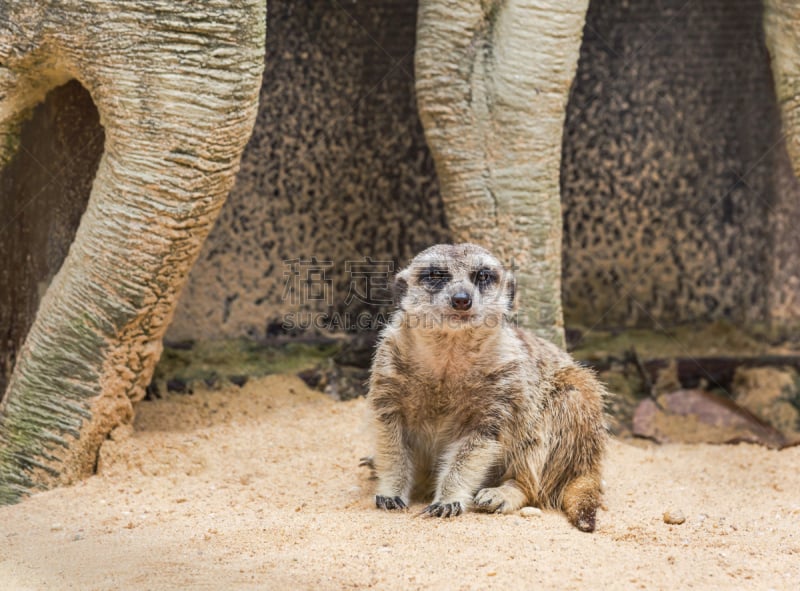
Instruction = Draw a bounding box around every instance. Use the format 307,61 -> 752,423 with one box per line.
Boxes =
392,243 -> 516,332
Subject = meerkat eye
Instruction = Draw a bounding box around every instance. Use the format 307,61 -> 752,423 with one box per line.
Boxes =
472,268 -> 497,288
419,267 -> 451,290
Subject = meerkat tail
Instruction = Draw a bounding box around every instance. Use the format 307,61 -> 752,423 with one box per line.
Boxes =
561,473 -> 602,533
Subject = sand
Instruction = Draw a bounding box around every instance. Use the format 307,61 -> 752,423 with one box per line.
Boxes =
1,375 -> 799,590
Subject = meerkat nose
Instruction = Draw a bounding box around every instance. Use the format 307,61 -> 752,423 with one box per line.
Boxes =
450,292 -> 472,311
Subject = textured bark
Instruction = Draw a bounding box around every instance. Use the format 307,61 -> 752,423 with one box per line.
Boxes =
0,81 -> 103,402
415,0 -> 589,347
0,1 -> 265,503
764,1 -> 800,331
764,1 -> 800,174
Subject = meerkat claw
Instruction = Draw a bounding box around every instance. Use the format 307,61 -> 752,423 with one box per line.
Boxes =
473,490 -> 498,511
474,499 -> 506,513
376,495 -> 407,511
421,501 -> 463,518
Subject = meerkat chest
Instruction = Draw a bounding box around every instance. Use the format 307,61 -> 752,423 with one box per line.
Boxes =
401,363 -> 498,429
392,331 -> 534,429
409,337 -> 493,385
402,390 -> 474,454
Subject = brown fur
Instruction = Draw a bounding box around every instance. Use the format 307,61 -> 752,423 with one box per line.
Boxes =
367,244 -> 607,531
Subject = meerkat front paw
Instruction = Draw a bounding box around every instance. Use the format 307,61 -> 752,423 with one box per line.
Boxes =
376,495 -> 407,511
421,501 -> 463,518
474,484 -> 527,514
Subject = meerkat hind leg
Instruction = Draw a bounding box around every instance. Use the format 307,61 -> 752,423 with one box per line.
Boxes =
474,478 -> 528,514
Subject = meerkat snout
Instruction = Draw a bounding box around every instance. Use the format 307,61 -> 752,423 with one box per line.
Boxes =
449,291 -> 472,310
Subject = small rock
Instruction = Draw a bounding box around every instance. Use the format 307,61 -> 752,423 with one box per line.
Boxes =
663,510 -> 686,525
519,507 -> 543,518
297,368 -> 322,389
633,389 -> 786,448
652,360 -> 681,396
50,523 -> 63,532
228,375 -> 248,388
732,367 -> 800,435
144,380 -> 161,400
166,378 -> 192,394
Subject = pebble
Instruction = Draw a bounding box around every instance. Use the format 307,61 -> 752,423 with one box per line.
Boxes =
663,510 -> 686,525
519,507 -> 543,518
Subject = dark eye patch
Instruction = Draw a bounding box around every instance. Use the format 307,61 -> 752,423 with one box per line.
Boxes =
419,266 -> 451,291
471,268 -> 498,291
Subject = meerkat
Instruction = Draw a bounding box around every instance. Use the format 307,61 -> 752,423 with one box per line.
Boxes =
365,243 -> 607,532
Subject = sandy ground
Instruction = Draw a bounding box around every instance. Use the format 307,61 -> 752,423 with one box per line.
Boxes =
1,375 -> 799,591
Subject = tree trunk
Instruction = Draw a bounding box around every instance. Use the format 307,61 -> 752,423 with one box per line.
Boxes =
415,0 -> 589,347
0,1 -> 265,504
763,1 -> 800,333
764,2 -> 800,174
0,81 -> 103,401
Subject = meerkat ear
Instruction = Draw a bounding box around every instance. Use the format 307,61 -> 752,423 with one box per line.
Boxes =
505,273 -> 516,311
393,271 -> 409,307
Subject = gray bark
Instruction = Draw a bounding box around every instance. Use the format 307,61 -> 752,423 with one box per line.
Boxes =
764,1 -> 800,175
415,0 -> 589,347
0,1 -> 265,503
764,1 -> 800,331
0,81 -> 103,400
